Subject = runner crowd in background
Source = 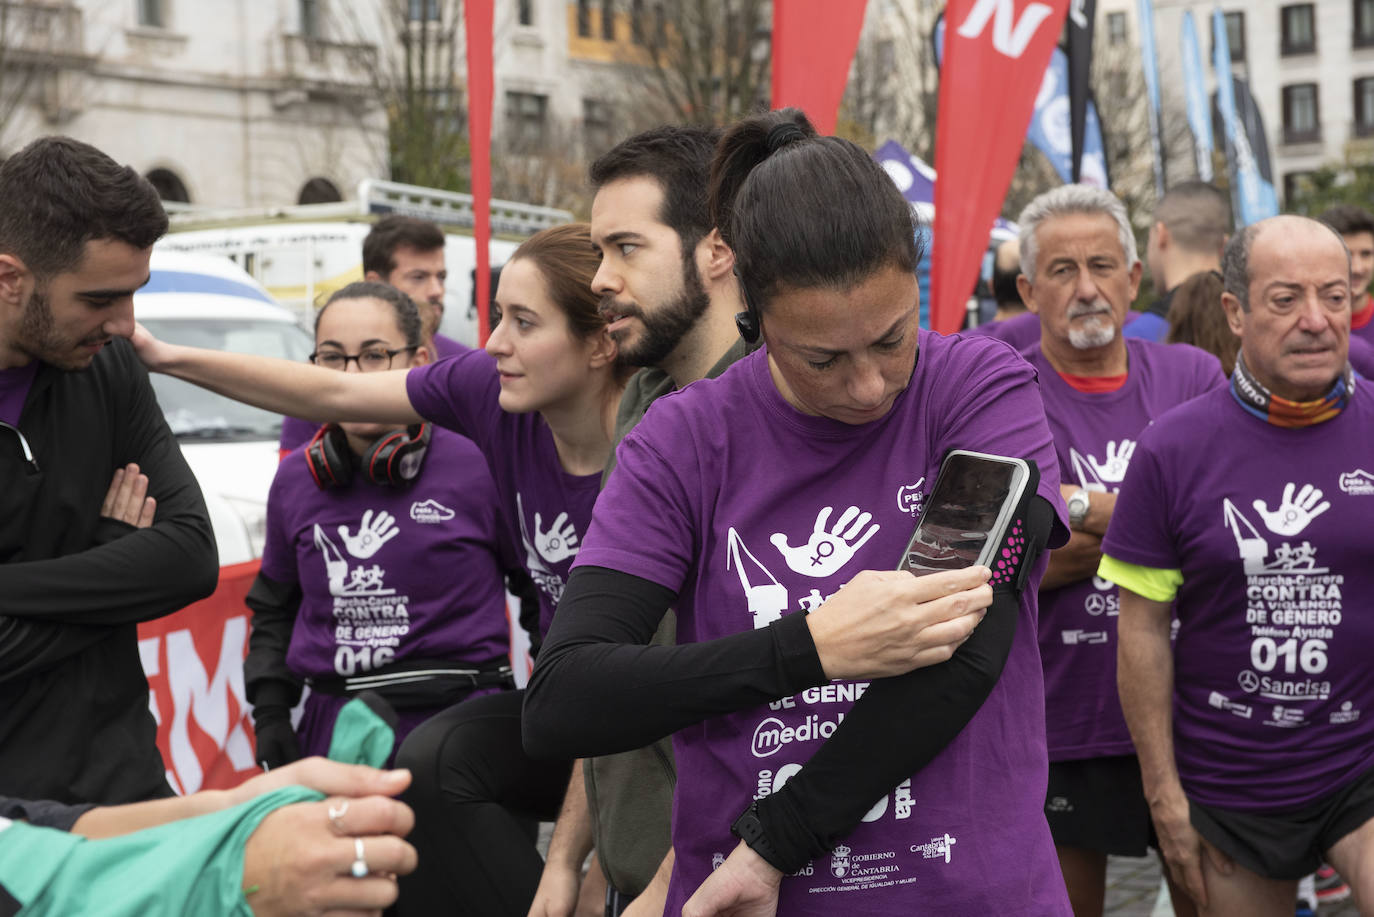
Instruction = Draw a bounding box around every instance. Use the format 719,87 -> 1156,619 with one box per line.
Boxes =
0,95 -> 1372,917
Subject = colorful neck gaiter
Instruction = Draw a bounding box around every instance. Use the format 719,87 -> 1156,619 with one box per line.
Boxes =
1230,353 -> 1355,428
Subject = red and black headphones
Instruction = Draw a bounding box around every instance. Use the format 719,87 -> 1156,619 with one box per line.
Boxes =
304,423 -> 432,489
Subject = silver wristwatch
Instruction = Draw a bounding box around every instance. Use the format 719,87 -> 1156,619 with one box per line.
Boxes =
1067,488 -> 1091,529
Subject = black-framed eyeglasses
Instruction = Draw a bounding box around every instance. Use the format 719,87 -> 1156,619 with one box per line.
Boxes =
309,346 -> 417,372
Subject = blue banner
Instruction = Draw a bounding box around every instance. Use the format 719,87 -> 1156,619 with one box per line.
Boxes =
1180,11 -> 1213,180
1026,47 -> 1109,186
1213,7 -> 1279,224
1137,0 -> 1165,195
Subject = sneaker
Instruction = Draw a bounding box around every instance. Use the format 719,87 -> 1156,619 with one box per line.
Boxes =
1297,872 -> 1317,915
1315,863 -> 1351,904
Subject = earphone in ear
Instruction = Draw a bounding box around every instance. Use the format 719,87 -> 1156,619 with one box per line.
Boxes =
732,267 -> 761,344
305,423 -> 432,490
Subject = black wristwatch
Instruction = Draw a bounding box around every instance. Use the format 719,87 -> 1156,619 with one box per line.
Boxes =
730,800 -> 790,873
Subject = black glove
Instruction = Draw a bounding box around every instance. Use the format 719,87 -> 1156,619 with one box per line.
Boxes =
252,704 -> 301,771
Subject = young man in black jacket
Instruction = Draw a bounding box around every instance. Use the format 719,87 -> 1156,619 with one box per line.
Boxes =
0,136 -> 217,805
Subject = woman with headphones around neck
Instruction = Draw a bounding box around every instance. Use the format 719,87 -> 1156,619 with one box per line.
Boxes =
245,280 -> 515,769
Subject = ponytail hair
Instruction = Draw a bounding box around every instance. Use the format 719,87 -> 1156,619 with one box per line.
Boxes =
708,108 -> 919,314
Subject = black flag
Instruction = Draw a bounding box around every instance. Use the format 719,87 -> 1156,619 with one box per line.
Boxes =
1067,0 -> 1097,183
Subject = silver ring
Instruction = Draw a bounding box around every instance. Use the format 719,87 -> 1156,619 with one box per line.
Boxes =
327,800 -> 349,834
351,837 -> 369,878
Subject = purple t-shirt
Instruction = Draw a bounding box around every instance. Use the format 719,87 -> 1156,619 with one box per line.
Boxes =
965,310 -> 1040,351
1103,384 -> 1374,810
0,361 -> 39,426
278,337 -> 473,454
261,425 -> 510,677
579,331 -> 1071,916
1027,339 -> 1224,761
1348,334 -> 1374,380
260,426 -> 510,755
407,349 -> 601,637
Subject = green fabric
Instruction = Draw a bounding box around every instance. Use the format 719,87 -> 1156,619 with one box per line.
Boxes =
0,695 -> 397,914
0,817 -> 80,906
2,786 -> 318,915
1097,554 -> 1183,603
327,696 -> 396,768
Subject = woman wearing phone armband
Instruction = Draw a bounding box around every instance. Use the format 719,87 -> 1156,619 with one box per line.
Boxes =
133,224 -> 631,915
244,282 -> 515,769
522,109 -> 1074,917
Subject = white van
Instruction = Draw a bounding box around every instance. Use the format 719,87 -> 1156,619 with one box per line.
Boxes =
158,179 -> 564,346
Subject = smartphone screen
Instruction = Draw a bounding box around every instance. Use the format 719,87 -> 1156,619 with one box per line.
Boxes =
899,452 -> 1028,576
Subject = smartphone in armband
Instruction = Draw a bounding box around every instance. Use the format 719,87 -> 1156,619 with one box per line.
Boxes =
898,450 -> 1033,578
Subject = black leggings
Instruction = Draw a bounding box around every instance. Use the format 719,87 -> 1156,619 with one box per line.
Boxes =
395,689 -> 573,916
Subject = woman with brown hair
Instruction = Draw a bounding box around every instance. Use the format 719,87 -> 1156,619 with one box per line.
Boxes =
1166,270 -> 1239,374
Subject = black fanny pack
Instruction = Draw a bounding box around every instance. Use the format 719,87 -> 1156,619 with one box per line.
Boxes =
307,657 -> 515,709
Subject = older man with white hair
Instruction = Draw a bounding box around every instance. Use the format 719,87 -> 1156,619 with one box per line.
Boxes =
1102,214 -> 1374,916
1015,184 -> 1224,917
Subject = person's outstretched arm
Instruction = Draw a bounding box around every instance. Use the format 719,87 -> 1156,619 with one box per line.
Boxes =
131,322 -> 422,426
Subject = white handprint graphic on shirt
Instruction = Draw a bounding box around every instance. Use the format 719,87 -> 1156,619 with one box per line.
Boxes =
1086,440 -> 1135,485
1253,483 -> 1330,536
338,509 -> 398,559
771,505 -> 879,578
533,511 -> 580,564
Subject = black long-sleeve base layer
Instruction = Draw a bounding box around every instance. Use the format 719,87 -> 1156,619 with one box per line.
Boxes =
523,496 -> 1054,872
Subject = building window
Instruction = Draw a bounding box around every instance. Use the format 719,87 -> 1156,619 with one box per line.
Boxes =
299,0 -> 321,38
1280,4 -> 1315,55
583,98 -> 614,154
1357,77 -> 1374,136
146,168 -> 190,204
630,0 -> 644,43
601,0 -> 616,40
577,0 -> 591,37
1211,10 -> 1246,63
517,0 -> 533,26
298,177 -> 342,204
137,0 -> 164,28
1106,12 -> 1127,46
1282,83 -> 1320,143
505,91 -> 548,148
1357,0 -> 1374,47
1283,171 -> 1314,204
408,0 -> 439,20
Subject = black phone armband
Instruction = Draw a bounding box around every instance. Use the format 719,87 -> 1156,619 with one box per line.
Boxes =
985,459 -> 1052,596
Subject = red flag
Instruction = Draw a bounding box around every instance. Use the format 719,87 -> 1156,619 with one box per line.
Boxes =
932,0 -> 1067,334
772,0 -> 868,135
466,0 -> 494,345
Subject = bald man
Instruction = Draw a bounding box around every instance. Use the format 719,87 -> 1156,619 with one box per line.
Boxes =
1102,216 -> 1374,915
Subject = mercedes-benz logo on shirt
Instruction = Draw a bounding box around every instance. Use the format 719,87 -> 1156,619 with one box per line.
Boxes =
1238,670 -> 1261,693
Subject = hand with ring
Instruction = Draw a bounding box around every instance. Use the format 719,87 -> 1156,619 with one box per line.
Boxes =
240,781 -> 416,915
351,837 -> 370,879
